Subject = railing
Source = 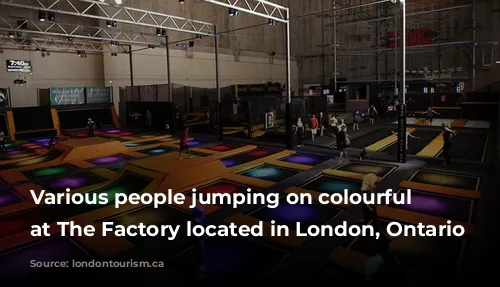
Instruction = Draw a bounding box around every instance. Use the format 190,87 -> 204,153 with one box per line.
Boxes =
474,80 -> 500,94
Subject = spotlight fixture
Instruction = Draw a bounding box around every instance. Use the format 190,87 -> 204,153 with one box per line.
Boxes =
77,50 -> 82,56
106,20 -> 117,27
156,28 -> 162,36
196,34 -> 203,40
148,45 -> 155,49
111,52 -> 118,56
8,31 -> 15,38
229,8 -> 238,16
179,0 -> 185,4
268,19 -> 276,26
36,48 -> 41,52
39,11 -> 46,22
156,28 -> 166,37
110,41 -> 119,46
114,0 -> 123,4
48,12 -> 55,21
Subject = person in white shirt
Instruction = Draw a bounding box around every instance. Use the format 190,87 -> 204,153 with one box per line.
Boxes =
392,130 -> 419,151
0,129 -> 5,151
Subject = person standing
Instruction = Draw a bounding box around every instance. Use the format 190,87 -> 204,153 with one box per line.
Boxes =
336,124 -> 349,163
87,118 -> 95,137
310,114 -> 319,142
145,109 -> 152,128
319,112 -> 325,136
295,118 -> 304,147
0,129 -> 5,152
442,122 -> 456,165
353,110 -> 360,131
178,127 -> 193,160
407,96 -> 415,117
440,94 -> 446,106
425,107 -> 440,125
368,105 -> 378,125
129,111 -> 142,131
329,114 -> 338,137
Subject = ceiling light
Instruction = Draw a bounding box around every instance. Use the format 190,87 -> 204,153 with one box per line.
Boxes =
229,8 -> 238,16
39,11 -> 46,22
268,19 -> 276,26
179,0 -> 185,4
48,12 -> 55,21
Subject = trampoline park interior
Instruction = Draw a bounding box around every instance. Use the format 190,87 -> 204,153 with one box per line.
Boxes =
0,0 -> 499,285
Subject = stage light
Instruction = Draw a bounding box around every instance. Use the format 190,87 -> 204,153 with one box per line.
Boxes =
179,0 -> 185,4
229,8 -> 238,16
106,20 -> 112,27
148,45 -> 155,49
39,11 -> 46,21
77,50 -> 82,56
268,19 -> 276,26
196,34 -> 203,39
8,31 -> 14,38
36,48 -> 41,52
48,12 -> 55,21
114,0 -> 123,4
111,52 -> 118,56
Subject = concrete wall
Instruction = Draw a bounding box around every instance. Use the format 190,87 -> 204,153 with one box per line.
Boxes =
294,0 -> 500,91
0,0 -> 298,108
0,50 -> 104,107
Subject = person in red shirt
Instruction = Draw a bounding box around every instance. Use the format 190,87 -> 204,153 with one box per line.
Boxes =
178,127 -> 192,159
310,114 -> 319,142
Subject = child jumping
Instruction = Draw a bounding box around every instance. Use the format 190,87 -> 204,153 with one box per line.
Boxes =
178,127 -> 193,159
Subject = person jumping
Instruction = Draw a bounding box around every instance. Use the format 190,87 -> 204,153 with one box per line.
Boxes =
353,110 -> 360,131
426,107 -> 440,125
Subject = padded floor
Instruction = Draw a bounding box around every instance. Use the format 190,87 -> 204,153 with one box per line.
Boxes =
301,175 -> 362,195
138,146 -> 177,155
390,190 -> 473,222
0,149 -> 63,170
22,164 -> 77,179
185,180 -> 260,207
336,162 -> 396,177
102,205 -> 191,245
85,154 -> 130,165
410,170 -> 479,190
279,153 -> 329,166
39,173 -> 106,193
0,173 -> 151,238
0,190 -> 23,207
382,130 -> 441,155
349,128 -> 393,149
348,220 -> 464,274
249,198 -> 342,230
445,132 -> 488,162
168,236 -> 288,284
221,149 -> 276,167
205,143 -> 241,152
0,236 -> 91,281
239,165 -> 300,182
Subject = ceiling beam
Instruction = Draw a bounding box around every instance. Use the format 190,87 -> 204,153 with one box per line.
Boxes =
0,15 -> 164,47
0,0 -> 215,36
201,0 -> 288,22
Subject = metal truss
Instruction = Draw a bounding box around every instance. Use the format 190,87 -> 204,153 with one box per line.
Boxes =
0,0 -> 215,36
0,34 -> 128,53
201,0 -> 288,23
0,15 -> 165,47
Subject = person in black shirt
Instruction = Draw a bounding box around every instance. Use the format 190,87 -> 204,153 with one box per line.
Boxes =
336,124 -> 349,163
87,118 -> 95,137
407,96 -> 415,117
442,122 -> 456,165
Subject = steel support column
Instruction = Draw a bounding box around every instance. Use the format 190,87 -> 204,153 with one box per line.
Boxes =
214,25 -> 222,141
472,0 -> 476,91
165,35 -> 172,102
285,8 -> 293,149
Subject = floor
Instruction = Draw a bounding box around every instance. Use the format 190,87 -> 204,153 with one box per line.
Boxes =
0,122 -> 496,284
